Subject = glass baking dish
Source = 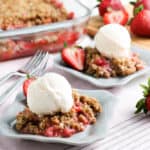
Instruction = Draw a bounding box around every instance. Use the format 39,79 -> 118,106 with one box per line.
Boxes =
0,0 -> 91,61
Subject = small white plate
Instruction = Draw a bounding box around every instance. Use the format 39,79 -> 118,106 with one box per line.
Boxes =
0,90 -> 117,146
54,46 -> 150,88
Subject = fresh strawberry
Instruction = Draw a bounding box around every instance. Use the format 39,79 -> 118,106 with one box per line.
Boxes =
103,10 -> 128,25
135,78 -> 150,114
61,47 -> 85,71
98,0 -> 125,17
23,76 -> 35,97
131,10 -> 150,37
131,0 -> 150,15
146,95 -> 150,111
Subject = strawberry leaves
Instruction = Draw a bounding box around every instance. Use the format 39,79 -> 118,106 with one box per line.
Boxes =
134,4 -> 144,15
135,98 -> 146,114
135,78 -> 150,114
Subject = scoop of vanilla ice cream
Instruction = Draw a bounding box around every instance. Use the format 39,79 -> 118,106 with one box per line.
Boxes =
95,24 -> 131,59
27,73 -> 73,115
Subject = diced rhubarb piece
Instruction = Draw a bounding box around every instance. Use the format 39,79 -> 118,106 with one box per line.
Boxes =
67,12 -> 75,20
58,31 -> 79,45
94,58 -> 109,66
62,128 -> 75,137
45,127 -> 54,137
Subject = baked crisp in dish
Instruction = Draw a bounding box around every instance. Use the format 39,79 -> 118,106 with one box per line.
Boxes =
16,90 -> 102,137
0,0 -> 71,30
0,0 -> 79,61
84,47 -> 144,78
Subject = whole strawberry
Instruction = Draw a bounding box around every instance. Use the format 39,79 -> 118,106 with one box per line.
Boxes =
97,0 -> 124,16
135,78 -> 150,114
130,9 -> 150,37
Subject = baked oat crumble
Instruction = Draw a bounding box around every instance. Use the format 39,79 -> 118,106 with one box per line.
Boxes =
0,0 -> 71,30
84,47 -> 144,78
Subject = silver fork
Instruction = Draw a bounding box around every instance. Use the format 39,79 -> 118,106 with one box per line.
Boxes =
0,51 -> 49,105
0,50 -> 48,85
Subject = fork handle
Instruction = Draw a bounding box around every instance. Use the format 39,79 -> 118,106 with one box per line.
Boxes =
0,72 -> 26,85
0,77 -> 25,105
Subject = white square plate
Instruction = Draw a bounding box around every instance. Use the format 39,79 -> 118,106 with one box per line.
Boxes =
54,46 -> 150,88
0,90 -> 117,146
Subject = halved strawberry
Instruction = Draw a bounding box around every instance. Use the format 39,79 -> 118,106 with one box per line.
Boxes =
98,0 -> 125,17
23,77 -> 35,97
61,47 -> 85,71
103,10 -> 128,25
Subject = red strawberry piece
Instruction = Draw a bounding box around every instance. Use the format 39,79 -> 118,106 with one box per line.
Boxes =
58,31 -> 79,45
73,105 -> 81,112
45,127 -> 54,137
36,39 -> 48,45
62,128 -> 75,137
98,0 -> 125,17
61,47 -> 85,71
103,10 -> 129,25
131,10 -> 150,37
67,12 -> 75,20
146,95 -> 150,111
94,58 -> 109,66
18,41 -> 37,51
54,1 -> 63,8
23,77 -> 35,97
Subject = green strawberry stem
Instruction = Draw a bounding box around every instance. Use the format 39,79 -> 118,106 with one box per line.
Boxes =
63,42 -> 68,48
135,78 -> 150,114
26,74 -> 31,79
134,4 -> 144,15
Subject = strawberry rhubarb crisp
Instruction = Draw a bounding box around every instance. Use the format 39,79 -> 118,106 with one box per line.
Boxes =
16,73 -> 102,138
61,46 -> 144,78
0,0 -> 80,61
16,90 -> 102,137
0,0 -> 73,30
84,47 -> 144,78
